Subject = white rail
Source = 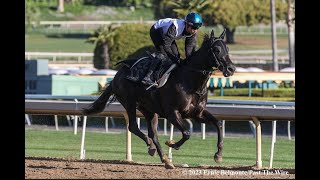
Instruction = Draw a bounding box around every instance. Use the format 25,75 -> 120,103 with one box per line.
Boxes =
25,52 -> 93,62
31,21 -> 289,35
36,20 -> 155,26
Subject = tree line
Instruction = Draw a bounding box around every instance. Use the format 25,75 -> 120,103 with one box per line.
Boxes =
25,0 -> 295,70
26,0 -> 291,44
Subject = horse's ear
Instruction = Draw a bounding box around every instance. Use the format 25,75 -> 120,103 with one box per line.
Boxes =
210,29 -> 215,39
219,29 -> 226,40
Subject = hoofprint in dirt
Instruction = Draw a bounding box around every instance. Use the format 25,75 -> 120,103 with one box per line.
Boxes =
25,157 -> 295,179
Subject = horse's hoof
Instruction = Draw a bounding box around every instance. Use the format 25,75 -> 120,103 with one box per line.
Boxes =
165,140 -> 180,150
147,140 -> 157,156
165,140 -> 178,149
165,140 -> 175,146
214,153 -> 223,163
148,147 -> 157,156
164,162 -> 175,169
161,154 -> 174,169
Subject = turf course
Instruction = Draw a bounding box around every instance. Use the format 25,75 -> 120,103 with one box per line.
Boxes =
25,129 -> 294,168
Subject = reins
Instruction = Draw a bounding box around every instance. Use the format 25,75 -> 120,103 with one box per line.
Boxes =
182,65 -> 213,76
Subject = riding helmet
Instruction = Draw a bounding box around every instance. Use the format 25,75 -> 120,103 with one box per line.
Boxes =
185,12 -> 203,29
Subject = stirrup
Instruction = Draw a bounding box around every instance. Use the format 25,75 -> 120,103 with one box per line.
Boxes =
146,81 -> 158,90
141,78 -> 154,86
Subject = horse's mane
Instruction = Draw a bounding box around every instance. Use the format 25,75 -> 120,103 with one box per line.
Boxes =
202,33 -> 211,46
182,33 -> 211,64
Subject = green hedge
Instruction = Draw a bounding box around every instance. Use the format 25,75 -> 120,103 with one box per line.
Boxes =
211,88 -> 295,98
109,24 -> 206,69
109,24 -> 153,69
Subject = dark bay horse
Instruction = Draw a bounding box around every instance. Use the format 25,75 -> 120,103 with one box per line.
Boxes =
83,29 -> 236,169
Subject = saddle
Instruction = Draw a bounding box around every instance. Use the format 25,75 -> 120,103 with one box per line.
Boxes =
124,52 -> 176,89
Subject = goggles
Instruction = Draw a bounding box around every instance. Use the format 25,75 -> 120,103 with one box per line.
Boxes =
187,22 -> 202,30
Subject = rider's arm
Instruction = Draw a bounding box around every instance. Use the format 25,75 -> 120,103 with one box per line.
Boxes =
162,24 -> 180,63
185,34 -> 196,58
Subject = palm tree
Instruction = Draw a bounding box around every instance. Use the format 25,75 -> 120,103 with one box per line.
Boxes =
167,0 -> 211,18
286,0 -> 295,67
57,0 -> 64,13
86,25 -> 116,69
25,0 -> 40,33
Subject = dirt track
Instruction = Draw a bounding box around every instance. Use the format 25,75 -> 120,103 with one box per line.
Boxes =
25,157 -> 295,179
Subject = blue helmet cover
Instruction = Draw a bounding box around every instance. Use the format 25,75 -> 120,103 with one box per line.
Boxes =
185,12 -> 203,28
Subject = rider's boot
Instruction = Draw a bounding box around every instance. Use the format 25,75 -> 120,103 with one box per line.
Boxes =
141,56 -> 159,86
141,70 -> 155,86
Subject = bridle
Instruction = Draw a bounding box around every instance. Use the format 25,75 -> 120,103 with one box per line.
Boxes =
182,37 -> 228,75
208,38 -> 228,70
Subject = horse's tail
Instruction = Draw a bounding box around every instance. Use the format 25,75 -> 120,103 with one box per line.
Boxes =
115,59 -> 128,66
82,82 -> 115,115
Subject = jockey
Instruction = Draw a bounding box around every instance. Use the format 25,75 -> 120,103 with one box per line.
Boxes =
126,12 -> 203,86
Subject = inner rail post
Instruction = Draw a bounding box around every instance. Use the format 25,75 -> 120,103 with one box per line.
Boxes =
123,112 -> 132,161
252,116 -> 262,169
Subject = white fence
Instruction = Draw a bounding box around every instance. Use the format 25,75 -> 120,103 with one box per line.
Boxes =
25,52 -> 93,62
32,21 -> 289,35
36,20 -> 156,26
25,51 -> 289,64
25,95 -> 294,169
32,20 -> 155,32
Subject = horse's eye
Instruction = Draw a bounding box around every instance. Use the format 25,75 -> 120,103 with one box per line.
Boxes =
213,46 -> 221,53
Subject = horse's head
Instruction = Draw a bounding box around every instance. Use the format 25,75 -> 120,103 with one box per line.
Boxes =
204,29 -> 236,77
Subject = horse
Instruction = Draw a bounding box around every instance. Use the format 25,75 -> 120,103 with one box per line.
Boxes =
83,29 -> 236,169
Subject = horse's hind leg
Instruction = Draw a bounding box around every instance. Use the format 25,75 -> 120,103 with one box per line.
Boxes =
136,107 -> 157,156
125,103 -> 153,147
194,109 -> 223,163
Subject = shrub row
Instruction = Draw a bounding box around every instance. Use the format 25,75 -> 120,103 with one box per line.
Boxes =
210,88 -> 295,97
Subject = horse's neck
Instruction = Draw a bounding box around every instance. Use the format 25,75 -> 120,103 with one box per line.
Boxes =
185,47 -> 209,70
180,49 -> 212,93
178,68 -> 211,95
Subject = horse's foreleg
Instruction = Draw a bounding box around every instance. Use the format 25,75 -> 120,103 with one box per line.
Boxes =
139,107 -> 174,169
165,110 -> 190,150
147,114 -> 174,169
213,119 -> 223,163
195,110 -> 223,163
